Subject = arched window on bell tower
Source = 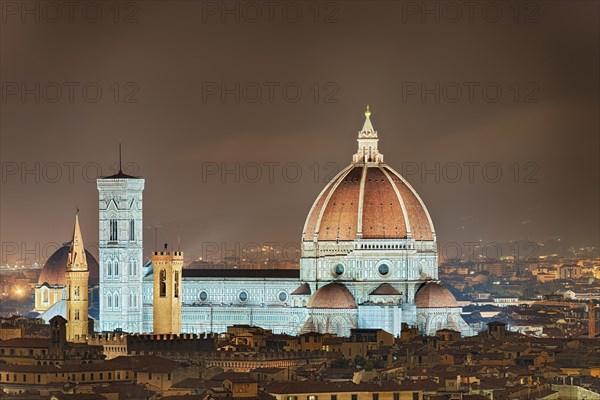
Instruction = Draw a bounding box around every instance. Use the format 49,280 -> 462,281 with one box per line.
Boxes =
174,271 -> 179,298
109,218 -> 118,241
129,219 -> 135,241
159,269 -> 167,297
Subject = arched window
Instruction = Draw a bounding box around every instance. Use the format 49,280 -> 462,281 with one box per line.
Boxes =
74,309 -> 80,321
107,293 -> 112,308
114,293 -> 119,308
74,286 -> 80,300
42,289 -> 49,303
129,219 -> 135,241
109,219 -> 118,241
114,261 -> 119,276
174,271 -> 180,298
159,270 -> 167,297
107,262 -> 112,276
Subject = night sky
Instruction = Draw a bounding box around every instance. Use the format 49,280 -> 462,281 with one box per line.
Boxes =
1,1 -> 598,265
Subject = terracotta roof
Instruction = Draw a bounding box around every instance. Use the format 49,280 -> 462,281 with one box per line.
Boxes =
397,379 -> 440,392
369,283 -> 402,296
415,282 -> 459,308
51,394 -> 106,400
291,283 -> 312,295
0,337 -> 51,348
182,269 -> 299,279
108,355 -> 183,373
251,367 -> 286,373
317,166 -> 362,241
266,381 -> 404,394
307,282 -> 357,309
171,378 -> 207,389
37,241 -> 99,286
93,382 -> 156,398
362,167 -> 407,239
463,395 -> 490,400
303,165 -> 434,242
211,372 -> 252,381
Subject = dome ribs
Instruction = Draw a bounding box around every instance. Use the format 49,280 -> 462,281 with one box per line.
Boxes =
384,167 -> 434,241
361,167 -> 407,239
303,162 -> 435,243
318,167 -> 362,241
303,177 -> 336,241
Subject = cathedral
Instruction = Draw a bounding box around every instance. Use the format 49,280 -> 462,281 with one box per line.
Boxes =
34,107 -> 473,338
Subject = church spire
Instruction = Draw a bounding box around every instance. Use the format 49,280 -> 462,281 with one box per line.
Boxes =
65,207 -> 90,342
67,208 -> 88,271
353,105 -> 383,164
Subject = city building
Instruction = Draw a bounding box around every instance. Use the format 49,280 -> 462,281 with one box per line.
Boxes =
32,108 -> 472,338
144,107 -> 471,337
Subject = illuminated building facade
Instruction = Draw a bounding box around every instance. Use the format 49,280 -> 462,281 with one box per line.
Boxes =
35,108 -> 471,337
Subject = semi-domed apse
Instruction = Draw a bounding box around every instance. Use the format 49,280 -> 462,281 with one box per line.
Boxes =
415,282 -> 458,308
307,282 -> 357,309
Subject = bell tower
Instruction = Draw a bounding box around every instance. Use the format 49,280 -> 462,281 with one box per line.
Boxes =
66,209 -> 90,342
152,246 -> 183,334
97,145 -> 145,332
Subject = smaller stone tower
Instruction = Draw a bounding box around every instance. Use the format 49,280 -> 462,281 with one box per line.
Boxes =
152,247 -> 183,334
66,210 -> 90,342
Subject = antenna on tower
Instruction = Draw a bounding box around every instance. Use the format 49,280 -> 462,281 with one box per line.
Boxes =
150,223 -> 161,252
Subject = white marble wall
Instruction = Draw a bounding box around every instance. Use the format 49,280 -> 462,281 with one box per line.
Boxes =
97,178 -> 144,333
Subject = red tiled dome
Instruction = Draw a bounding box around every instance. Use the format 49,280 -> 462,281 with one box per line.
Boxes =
415,282 -> 458,308
37,242 -> 99,286
307,282 -> 357,309
303,165 -> 434,242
